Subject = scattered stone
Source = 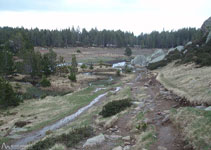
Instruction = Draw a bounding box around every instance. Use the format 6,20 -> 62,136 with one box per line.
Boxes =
110,127 -> 118,132
104,116 -> 118,129
122,136 -> 131,141
144,83 -> 149,87
105,134 -> 122,140
163,110 -> 170,114
183,144 -> 193,150
112,146 -> 123,150
158,146 -> 167,150
157,112 -> 161,115
172,104 -> 179,108
123,145 -> 131,150
132,101 -> 141,106
124,142 -> 131,146
161,115 -> 170,124
126,121 -> 133,131
83,134 -> 105,148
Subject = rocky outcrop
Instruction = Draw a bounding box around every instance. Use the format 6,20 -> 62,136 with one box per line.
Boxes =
131,55 -> 147,66
83,134 -> 105,148
205,106 -> 211,111
167,45 -> 184,54
149,49 -> 166,63
206,31 -> 211,44
185,41 -> 192,46
201,17 -> 211,35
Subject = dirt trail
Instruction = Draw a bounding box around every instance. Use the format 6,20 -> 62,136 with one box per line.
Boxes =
130,71 -> 185,150
88,70 -> 186,150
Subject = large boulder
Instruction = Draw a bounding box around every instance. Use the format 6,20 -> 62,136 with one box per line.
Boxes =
83,134 -> 105,148
167,45 -> 184,54
206,31 -> 211,44
201,17 -> 211,35
185,41 -> 192,46
149,49 -> 166,63
131,55 -> 147,66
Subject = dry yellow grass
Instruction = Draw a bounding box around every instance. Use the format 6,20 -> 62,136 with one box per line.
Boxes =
35,47 -> 156,63
170,107 -> 211,150
156,62 -> 211,105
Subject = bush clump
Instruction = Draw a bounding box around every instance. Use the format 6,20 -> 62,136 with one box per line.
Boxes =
76,49 -> 81,53
89,63 -> 94,70
124,64 -> 132,73
27,126 -> 93,150
116,69 -> 121,76
40,76 -> 51,87
0,77 -> 21,107
99,98 -> 132,118
81,64 -> 87,69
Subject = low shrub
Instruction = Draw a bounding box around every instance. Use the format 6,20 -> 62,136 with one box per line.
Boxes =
40,76 -> 51,87
76,49 -> 81,53
27,126 -> 93,150
147,60 -> 168,70
68,72 -> 76,82
99,98 -> 132,117
89,63 -> 94,70
116,69 -> 121,76
124,65 -> 132,73
81,64 -> 87,69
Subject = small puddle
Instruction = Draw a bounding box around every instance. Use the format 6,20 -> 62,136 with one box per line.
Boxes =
13,87 -> 121,147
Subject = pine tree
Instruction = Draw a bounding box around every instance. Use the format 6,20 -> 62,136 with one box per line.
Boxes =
68,54 -> 77,82
124,47 -> 132,56
0,77 -> 20,107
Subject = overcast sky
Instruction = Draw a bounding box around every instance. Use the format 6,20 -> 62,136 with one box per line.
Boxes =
0,0 -> 210,35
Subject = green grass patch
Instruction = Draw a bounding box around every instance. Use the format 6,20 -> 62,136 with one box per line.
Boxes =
0,137 -> 10,145
27,86 -> 107,131
22,87 -> 70,100
27,126 -> 94,150
170,107 -> 211,150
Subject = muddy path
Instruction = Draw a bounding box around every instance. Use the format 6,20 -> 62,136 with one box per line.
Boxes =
131,71 -> 185,150
141,75 -> 185,150
84,70 -> 187,150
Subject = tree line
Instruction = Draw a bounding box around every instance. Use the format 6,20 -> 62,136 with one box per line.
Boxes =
0,26 -> 201,48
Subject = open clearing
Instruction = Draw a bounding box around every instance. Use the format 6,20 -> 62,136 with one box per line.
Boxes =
35,47 -> 156,63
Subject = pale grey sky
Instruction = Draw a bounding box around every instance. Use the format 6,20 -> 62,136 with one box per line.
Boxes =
0,0 -> 210,35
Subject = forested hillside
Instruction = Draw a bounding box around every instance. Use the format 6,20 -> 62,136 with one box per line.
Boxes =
0,27 -> 201,48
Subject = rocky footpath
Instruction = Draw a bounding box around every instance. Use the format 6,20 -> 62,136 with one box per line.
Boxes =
76,70 -> 188,150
